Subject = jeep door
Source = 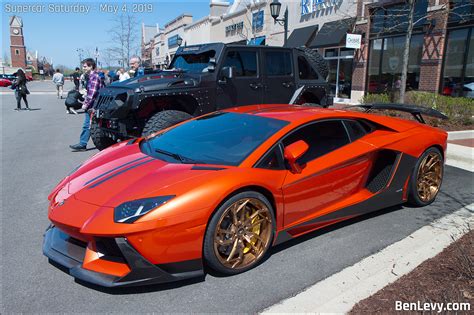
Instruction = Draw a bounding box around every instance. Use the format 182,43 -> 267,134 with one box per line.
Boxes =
216,47 -> 264,108
262,49 -> 295,104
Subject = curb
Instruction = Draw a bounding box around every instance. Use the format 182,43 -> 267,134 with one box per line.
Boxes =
262,204 -> 474,313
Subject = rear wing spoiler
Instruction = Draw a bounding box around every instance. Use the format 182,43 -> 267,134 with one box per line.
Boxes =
351,103 -> 448,124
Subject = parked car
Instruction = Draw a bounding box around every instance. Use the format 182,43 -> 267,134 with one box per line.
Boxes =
90,43 -> 332,150
0,78 -> 12,87
44,103 -> 447,287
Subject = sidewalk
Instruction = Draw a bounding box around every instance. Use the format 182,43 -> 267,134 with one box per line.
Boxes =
447,130 -> 474,172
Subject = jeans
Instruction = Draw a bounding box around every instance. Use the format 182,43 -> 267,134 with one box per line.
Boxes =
79,112 -> 91,146
56,85 -> 63,98
15,90 -> 29,109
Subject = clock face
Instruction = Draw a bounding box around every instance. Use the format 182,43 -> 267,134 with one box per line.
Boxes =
12,28 -> 20,35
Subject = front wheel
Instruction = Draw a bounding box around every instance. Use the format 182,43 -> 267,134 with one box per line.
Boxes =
90,121 -> 117,151
203,191 -> 275,275
407,147 -> 444,206
142,110 -> 193,136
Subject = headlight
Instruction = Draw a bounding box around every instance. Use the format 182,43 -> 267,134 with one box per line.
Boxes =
114,196 -> 174,223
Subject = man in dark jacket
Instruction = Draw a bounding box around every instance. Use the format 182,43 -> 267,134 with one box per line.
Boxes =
65,89 -> 84,114
71,67 -> 81,90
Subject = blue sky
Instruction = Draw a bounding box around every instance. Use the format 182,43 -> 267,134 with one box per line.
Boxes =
2,0 -> 215,68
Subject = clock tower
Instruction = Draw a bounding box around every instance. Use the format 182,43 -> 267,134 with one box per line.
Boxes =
10,16 -> 27,68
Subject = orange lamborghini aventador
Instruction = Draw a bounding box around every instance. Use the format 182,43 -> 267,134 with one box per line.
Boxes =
44,104 -> 447,287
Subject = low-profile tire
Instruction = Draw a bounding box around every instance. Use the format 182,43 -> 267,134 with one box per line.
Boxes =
296,46 -> 329,80
90,122 -> 116,151
203,191 -> 276,275
407,147 -> 444,207
142,110 -> 193,136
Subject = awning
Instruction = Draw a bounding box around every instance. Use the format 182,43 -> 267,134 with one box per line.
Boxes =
285,25 -> 318,48
248,36 -> 266,46
309,18 -> 356,48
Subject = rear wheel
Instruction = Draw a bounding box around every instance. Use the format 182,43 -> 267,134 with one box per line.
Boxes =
203,192 -> 275,275
142,110 -> 193,136
90,121 -> 116,151
408,147 -> 444,206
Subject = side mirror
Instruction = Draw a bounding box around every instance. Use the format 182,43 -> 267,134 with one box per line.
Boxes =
208,58 -> 216,72
284,140 -> 309,174
220,66 -> 233,81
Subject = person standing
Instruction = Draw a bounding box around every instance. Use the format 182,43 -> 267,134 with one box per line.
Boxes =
12,69 -> 30,110
69,58 -> 104,151
52,69 -> 65,99
71,67 -> 81,90
129,56 -> 142,77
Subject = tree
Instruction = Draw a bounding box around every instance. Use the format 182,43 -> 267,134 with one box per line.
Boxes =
107,13 -> 140,67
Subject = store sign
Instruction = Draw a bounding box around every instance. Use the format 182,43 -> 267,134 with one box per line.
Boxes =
301,0 -> 339,15
225,22 -> 244,36
346,33 -> 362,49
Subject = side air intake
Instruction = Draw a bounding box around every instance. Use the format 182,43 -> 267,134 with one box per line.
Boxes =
366,150 -> 399,193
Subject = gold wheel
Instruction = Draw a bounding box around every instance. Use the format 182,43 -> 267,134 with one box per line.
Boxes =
416,152 -> 442,202
213,198 -> 272,270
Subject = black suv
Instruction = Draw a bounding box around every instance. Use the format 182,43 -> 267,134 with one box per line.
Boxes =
91,43 -> 331,150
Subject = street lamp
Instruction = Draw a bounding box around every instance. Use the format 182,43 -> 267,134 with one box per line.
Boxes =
270,0 -> 288,46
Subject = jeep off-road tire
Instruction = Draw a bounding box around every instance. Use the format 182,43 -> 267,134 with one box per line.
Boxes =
296,47 -> 329,80
142,110 -> 193,136
91,121 -> 117,151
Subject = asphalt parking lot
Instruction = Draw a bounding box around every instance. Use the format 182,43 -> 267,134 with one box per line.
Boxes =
1,82 -> 473,313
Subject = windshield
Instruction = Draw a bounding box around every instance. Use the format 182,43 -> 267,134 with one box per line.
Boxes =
169,50 -> 215,73
142,112 -> 289,166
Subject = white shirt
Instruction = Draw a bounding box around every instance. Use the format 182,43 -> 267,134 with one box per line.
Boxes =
52,72 -> 64,86
119,72 -> 130,82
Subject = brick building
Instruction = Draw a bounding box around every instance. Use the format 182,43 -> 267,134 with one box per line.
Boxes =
9,16 -> 27,69
351,0 -> 473,101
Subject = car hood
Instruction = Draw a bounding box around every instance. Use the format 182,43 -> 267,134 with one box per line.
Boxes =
107,72 -> 201,92
66,142 -> 222,208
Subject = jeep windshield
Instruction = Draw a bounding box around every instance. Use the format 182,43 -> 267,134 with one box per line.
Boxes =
141,112 -> 289,166
168,50 -> 216,73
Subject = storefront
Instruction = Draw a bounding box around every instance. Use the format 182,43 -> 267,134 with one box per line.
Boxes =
441,1 -> 474,98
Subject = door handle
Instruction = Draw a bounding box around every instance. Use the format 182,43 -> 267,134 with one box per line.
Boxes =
249,82 -> 263,90
282,81 -> 294,88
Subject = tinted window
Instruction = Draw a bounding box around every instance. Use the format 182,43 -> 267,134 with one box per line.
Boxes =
298,56 -> 319,80
257,146 -> 284,170
222,50 -> 258,77
344,120 -> 367,141
170,50 -> 216,73
265,51 -> 292,76
282,120 -> 350,164
143,112 -> 288,166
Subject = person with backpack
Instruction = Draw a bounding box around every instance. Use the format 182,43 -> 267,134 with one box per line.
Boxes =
12,69 -> 30,110
52,69 -> 65,99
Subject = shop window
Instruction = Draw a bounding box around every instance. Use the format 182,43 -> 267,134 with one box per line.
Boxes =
298,56 -> 318,80
370,0 -> 428,36
222,50 -> 258,77
442,27 -> 474,98
448,0 -> 474,24
265,51 -> 292,76
367,34 -> 423,95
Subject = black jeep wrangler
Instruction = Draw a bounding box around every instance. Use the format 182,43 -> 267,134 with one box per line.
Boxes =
91,43 -> 331,150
